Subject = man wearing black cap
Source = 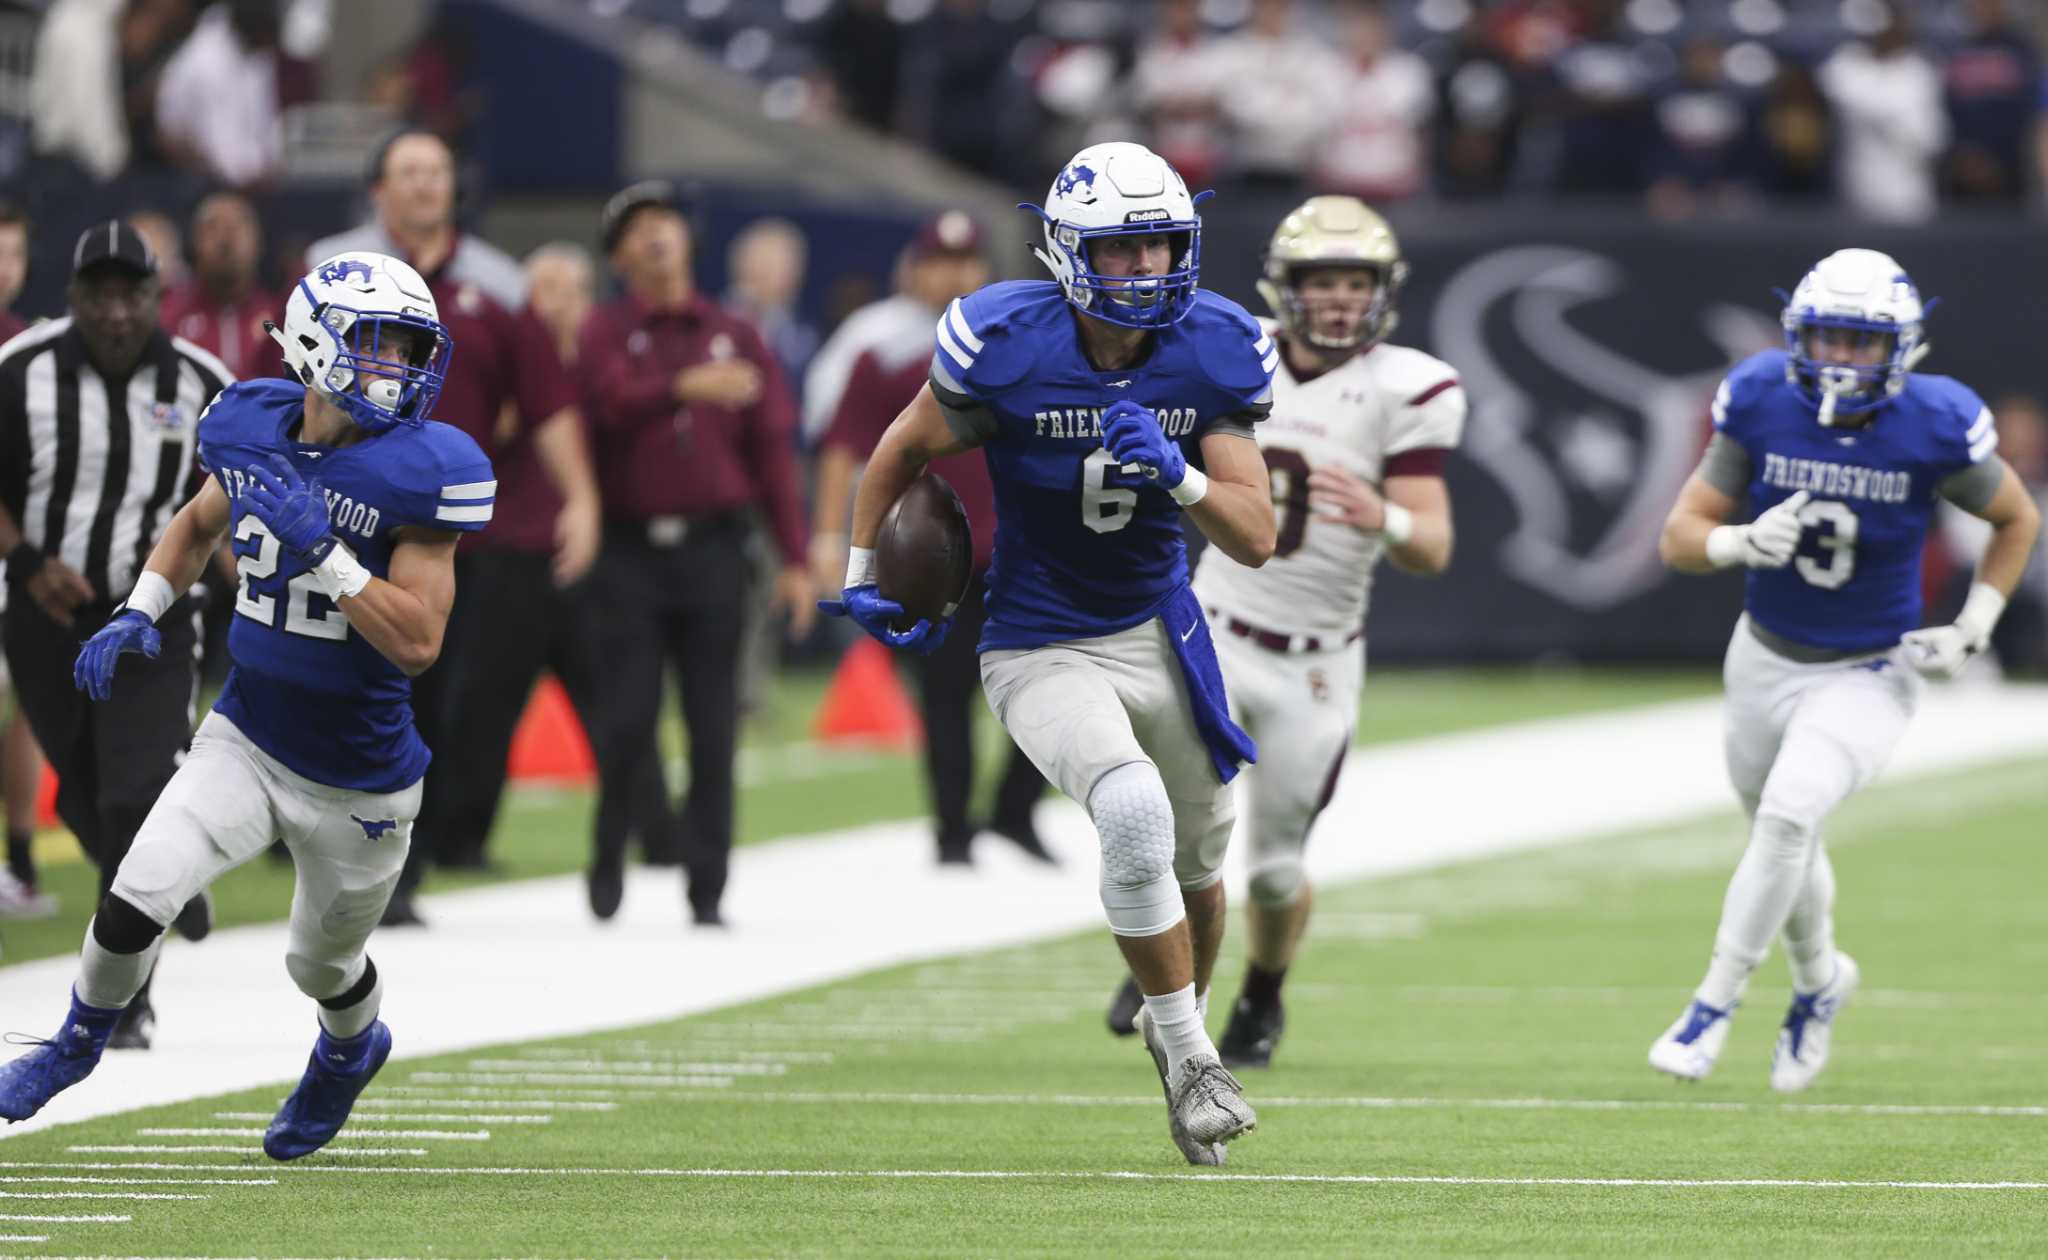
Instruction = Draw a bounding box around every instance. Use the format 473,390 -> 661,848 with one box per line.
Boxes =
0,222 -> 231,1046
807,211 -> 1048,865
576,181 -> 813,926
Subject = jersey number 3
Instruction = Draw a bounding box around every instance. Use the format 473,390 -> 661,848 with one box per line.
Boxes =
233,516 -> 350,640
1793,499 -> 1857,590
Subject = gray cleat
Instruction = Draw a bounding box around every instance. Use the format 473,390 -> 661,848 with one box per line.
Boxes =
1134,1005 -> 1254,1164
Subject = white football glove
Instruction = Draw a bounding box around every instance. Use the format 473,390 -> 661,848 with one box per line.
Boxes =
1708,490 -> 1810,570
1899,582 -> 2006,682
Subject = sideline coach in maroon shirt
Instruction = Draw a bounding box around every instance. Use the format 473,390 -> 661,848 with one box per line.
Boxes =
577,181 -> 812,927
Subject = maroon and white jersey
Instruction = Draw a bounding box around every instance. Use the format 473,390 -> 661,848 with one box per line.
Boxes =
1193,322 -> 1463,638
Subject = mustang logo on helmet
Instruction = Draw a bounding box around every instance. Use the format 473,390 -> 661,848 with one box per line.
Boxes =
1022,141 -> 1207,331
1055,162 -> 1098,201
316,258 -> 375,288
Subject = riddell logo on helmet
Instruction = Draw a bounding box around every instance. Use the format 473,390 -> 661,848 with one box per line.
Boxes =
1123,208 -> 1171,224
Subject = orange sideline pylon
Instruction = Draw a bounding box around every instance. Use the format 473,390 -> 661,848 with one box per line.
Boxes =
812,638 -> 921,748
506,673 -> 597,783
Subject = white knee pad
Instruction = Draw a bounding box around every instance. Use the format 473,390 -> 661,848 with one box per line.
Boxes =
1247,856 -> 1306,909
286,949 -> 362,1003
1090,761 -> 1182,937
1751,810 -> 1819,868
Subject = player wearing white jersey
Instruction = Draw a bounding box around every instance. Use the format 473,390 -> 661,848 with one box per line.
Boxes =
1106,196 -> 1463,1067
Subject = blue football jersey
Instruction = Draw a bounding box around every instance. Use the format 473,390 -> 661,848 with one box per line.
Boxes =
929,280 -> 1276,650
197,378 -> 495,792
1713,349 -> 1996,654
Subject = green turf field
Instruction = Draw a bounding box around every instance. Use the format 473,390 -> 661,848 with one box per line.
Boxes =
0,665 -> 1717,967
0,755 -> 2038,1256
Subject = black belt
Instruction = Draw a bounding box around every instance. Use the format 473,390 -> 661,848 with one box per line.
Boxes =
1208,607 -> 1363,654
606,511 -> 749,549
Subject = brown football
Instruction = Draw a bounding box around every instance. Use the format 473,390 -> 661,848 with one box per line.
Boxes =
875,472 -> 974,631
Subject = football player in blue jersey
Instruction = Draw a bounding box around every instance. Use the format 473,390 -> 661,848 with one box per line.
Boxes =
1649,249 -> 2039,1091
0,252 -> 494,1157
821,141 -> 1278,1163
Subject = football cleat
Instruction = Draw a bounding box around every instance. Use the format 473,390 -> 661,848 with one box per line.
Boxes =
1133,1003 -> 1229,1165
0,991 -> 123,1122
1771,952 -> 1860,1093
587,858 -> 624,921
1105,975 -> 1142,1038
1168,1053 -> 1257,1150
0,871 -> 58,920
1648,998 -> 1735,1081
1217,995 -> 1285,1069
264,1021 -> 393,1161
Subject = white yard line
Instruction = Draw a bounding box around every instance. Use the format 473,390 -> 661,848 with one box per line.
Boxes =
0,1193 -> 205,1201
0,1213 -> 130,1222
133,1128 -> 488,1142
3,1164 -> 2044,1192
625,1089 -> 2048,1119
357,1097 -> 616,1112
210,1112 -> 550,1125
0,1180 -> 271,1188
2,685 -> 2045,1141
66,1147 -> 426,1157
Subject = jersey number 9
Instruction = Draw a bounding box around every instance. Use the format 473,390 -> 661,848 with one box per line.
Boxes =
233,515 -> 350,640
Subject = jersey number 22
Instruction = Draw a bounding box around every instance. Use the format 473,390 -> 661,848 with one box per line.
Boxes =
233,515 -> 349,640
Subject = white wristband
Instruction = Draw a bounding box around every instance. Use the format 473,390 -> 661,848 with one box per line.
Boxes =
1705,525 -> 1748,570
1379,502 -> 1414,546
1169,466 -> 1208,507
310,542 -> 372,601
844,545 -> 877,589
123,570 -> 177,623
1955,581 -> 2007,647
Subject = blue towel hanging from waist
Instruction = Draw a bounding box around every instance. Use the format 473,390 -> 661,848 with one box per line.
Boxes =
1157,585 -> 1257,785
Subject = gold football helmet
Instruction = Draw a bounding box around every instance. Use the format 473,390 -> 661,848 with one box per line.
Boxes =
1256,195 -> 1408,353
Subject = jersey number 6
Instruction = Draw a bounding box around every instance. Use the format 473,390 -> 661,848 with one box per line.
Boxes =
233,515 -> 350,640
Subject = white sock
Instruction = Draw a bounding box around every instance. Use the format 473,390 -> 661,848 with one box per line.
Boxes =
77,930 -> 160,1011
1143,983 -> 1215,1078
1696,950 -> 1754,1012
1196,986 -> 1209,1020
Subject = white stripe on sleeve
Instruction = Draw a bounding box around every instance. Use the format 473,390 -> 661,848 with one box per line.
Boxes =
1965,406 -> 1993,443
1969,431 -> 1998,463
946,299 -> 984,353
935,317 -> 975,373
440,479 -> 498,500
436,504 -> 494,523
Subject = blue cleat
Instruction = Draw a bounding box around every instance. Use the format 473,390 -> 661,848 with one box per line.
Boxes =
1648,997 -> 1736,1082
263,1021 -> 393,1161
0,991 -> 124,1122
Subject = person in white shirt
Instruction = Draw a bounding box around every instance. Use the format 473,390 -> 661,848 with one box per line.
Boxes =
1818,10 -> 1949,224
1315,0 -> 1435,202
1200,0 -> 1348,191
1106,195 -> 1464,1067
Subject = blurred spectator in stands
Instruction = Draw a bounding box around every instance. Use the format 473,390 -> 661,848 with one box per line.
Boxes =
1434,24 -> 1529,198
1818,1 -> 1946,224
808,210 -> 1048,866
126,209 -> 187,288
118,0 -> 200,174
1204,0 -> 1346,196
1545,0 -> 1657,197
525,242 -> 596,365
31,0 -> 130,183
1129,0 -> 1223,190
366,6 -> 481,150
902,0 -> 1036,184
1942,0 -> 2040,202
159,191 -> 280,379
1757,61 -> 1834,202
0,203 -> 27,343
1316,0 -> 1434,202
724,219 -> 819,407
818,0 -> 904,134
1647,36 -> 1760,219
155,0 -> 284,188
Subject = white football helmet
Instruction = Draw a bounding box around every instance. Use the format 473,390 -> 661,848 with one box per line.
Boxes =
270,251 -> 453,434
1778,248 -> 1930,426
1021,141 -> 1208,329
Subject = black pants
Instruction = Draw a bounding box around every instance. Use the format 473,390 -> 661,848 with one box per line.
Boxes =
2,589 -> 197,899
400,550 -> 672,894
915,571 -> 1044,854
582,520 -> 749,914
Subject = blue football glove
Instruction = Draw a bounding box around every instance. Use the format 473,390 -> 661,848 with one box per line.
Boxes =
817,585 -> 948,655
73,609 -> 161,702
242,454 -> 336,565
1100,400 -> 1185,490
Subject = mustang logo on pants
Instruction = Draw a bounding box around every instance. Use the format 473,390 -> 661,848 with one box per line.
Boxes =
350,815 -> 398,841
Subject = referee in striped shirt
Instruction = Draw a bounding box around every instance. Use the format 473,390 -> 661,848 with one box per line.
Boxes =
0,222 -> 228,1048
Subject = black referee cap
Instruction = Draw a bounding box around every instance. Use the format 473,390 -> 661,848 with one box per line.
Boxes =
72,220 -> 157,278
601,180 -> 693,254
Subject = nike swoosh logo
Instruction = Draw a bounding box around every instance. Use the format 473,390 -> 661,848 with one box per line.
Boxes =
1181,623 -> 1197,642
